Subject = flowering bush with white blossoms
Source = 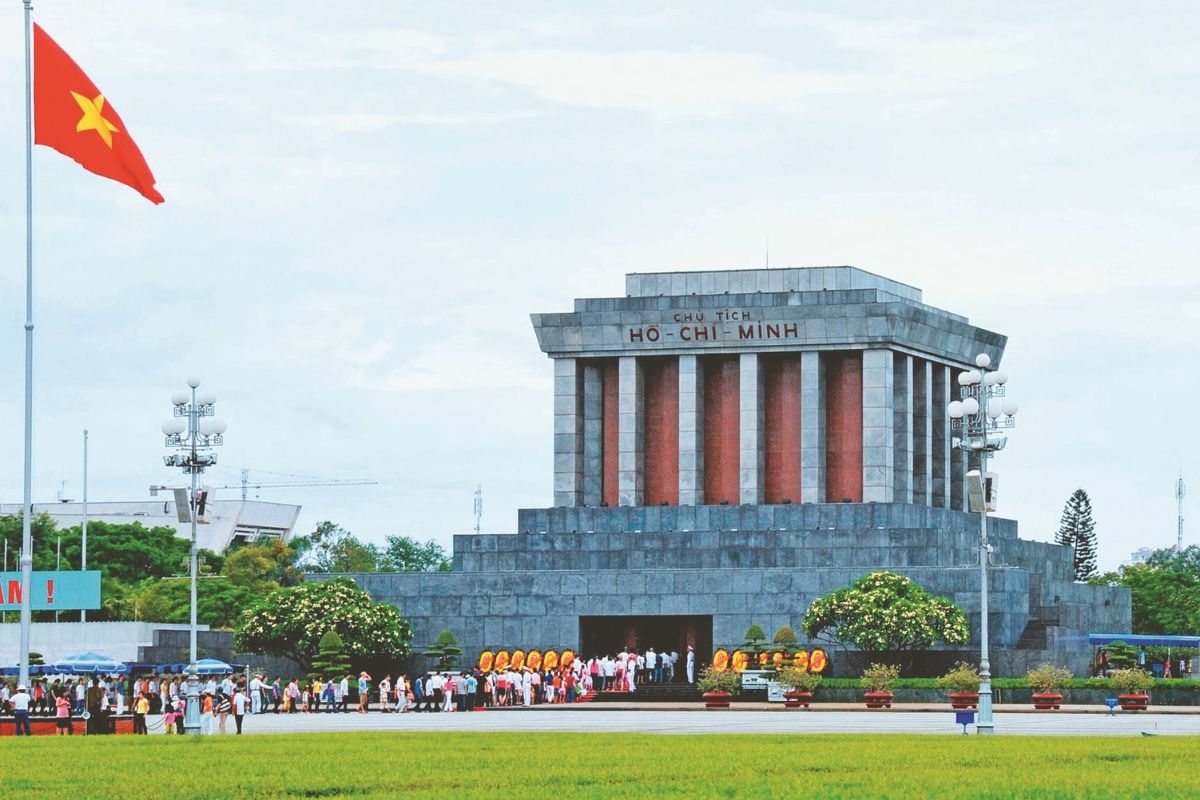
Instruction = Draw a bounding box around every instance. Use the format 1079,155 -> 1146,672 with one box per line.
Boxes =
801,571 -> 969,655
234,577 -> 413,669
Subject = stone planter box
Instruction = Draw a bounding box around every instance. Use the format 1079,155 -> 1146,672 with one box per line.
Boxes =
1032,692 -> 1063,710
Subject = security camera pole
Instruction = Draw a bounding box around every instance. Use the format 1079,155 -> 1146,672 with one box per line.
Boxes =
162,378 -> 226,735
948,354 -> 1018,735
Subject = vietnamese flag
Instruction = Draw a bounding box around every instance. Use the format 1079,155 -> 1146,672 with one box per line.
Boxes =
33,23 -> 163,204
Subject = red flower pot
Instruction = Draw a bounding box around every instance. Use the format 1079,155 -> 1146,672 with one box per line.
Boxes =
1118,693 -> 1149,711
783,690 -> 813,709
864,691 -> 893,709
703,691 -> 732,709
1032,692 -> 1063,710
948,691 -> 979,709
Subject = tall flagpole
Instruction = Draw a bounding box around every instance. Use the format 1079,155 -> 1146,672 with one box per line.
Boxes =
17,0 -> 35,689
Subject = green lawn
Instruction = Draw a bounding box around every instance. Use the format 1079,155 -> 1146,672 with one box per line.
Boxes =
1,733 -> 1195,799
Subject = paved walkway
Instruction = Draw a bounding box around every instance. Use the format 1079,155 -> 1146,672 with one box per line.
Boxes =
164,708 -> 1200,737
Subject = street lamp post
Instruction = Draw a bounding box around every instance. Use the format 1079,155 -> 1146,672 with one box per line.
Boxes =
948,353 -> 1018,736
161,377 -> 226,736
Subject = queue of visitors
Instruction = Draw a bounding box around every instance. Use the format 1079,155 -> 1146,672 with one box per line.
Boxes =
3,645 -> 699,733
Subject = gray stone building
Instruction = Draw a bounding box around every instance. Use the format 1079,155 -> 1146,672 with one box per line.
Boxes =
343,267 -> 1130,676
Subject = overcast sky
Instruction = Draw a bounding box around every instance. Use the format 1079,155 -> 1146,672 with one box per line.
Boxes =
0,2 -> 1196,570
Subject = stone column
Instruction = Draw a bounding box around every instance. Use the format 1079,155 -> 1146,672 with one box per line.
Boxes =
893,354 -> 914,503
678,355 -> 704,506
553,358 -> 583,507
800,351 -> 826,504
581,363 -> 604,507
739,353 -> 764,505
950,368 -> 966,511
618,356 -> 644,506
912,359 -> 933,506
931,364 -> 952,508
862,349 -> 894,503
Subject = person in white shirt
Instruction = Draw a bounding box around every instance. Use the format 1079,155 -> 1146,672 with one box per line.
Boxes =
232,688 -> 249,734
394,674 -> 408,712
379,676 -> 392,713
9,685 -> 32,736
686,646 -> 696,683
338,676 -> 350,712
249,675 -> 262,714
522,669 -> 533,706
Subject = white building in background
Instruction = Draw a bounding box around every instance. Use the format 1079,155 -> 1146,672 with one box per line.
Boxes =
0,499 -> 300,554
1126,547 -> 1155,566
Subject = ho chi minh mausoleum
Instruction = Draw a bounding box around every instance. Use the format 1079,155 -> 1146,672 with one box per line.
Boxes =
345,267 -> 1130,676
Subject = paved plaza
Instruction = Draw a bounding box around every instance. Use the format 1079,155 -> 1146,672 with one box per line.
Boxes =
168,708 -> 1200,737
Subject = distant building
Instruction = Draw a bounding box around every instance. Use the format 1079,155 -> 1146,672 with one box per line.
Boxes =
0,499 -> 300,554
1126,547 -> 1155,566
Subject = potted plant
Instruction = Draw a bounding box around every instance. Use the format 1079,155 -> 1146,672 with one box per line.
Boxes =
861,663 -> 900,708
776,666 -> 822,709
935,662 -> 980,709
1110,668 -> 1153,711
1026,663 -> 1072,710
696,666 -> 740,709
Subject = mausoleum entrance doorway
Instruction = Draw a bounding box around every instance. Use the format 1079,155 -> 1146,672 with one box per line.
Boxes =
579,615 -> 713,674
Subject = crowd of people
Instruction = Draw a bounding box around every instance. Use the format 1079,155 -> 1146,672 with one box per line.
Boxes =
2,644 -> 700,733
1,673 -> 253,735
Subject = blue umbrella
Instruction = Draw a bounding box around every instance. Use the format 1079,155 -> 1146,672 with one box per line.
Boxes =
194,658 -> 234,675
51,652 -> 128,674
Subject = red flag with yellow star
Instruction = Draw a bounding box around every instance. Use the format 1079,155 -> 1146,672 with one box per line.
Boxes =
33,23 -> 163,204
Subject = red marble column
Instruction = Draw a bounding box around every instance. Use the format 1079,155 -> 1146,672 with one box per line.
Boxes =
643,357 -> 680,506
764,354 -> 803,504
703,355 -> 740,505
825,351 -> 863,503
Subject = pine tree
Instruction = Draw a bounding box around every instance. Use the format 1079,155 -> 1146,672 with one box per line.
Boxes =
309,630 -> 353,682
1056,489 -> 1098,581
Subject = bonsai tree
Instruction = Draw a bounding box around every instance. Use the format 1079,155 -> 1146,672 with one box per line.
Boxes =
696,666 -> 741,695
309,630 -> 353,682
742,624 -> 770,655
422,629 -> 463,671
1109,668 -> 1153,694
935,661 -> 980,694
1026,663 -> 1072,694
776,666 -> 822,693
802,571 -> 969,663
860,662 -> 901,693
1100,641 -> 1138,669
772,626 -> 798,649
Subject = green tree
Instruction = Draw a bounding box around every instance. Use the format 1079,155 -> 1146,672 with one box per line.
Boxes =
773,626 -> 798,647
234,578 -> 412,669
1090,545 -> 1200,634
222,545 -> 277,589
380,535 -> 452,573
1055,489 -> 1098,581
299,521 -> 380,573
802,571 -> 969,655
309,630 -> 353,681
133,577 -> 260,628
422,629 -> 462,670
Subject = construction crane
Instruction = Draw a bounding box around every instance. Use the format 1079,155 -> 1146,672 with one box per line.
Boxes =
206,468 -> 378,500
1177,471 -> 1186,552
